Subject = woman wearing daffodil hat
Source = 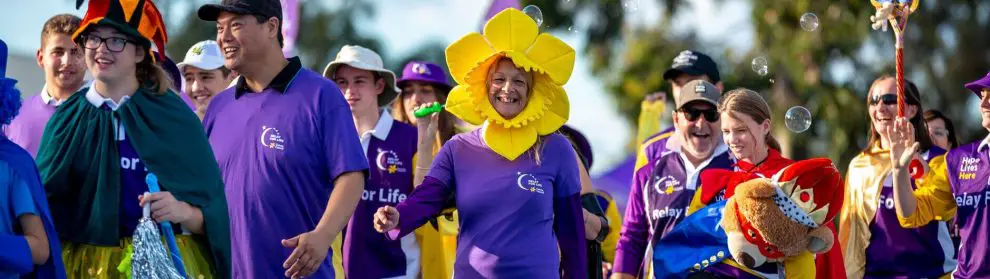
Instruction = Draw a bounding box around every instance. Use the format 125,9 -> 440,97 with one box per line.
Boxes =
373,8 -> 587,278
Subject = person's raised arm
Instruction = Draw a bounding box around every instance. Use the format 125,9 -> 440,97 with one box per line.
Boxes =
886,118 -> 957,228
636,92 -> 666,146
413,104 -> 441,187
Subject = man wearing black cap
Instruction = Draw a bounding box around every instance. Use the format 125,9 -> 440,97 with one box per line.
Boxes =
198,1 -> 369,279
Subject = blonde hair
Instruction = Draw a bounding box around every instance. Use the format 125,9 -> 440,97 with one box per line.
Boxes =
41,14 -> 81,48
719,88 -> 781,151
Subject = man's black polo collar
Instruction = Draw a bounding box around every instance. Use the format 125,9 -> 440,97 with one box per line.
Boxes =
234,56 -> 303,98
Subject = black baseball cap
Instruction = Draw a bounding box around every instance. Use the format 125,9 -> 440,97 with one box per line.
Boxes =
662,50 -> 720,83
198,0 -> 282,22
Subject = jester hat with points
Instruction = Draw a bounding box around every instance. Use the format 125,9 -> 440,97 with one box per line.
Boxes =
73,0 -> 168,62
445,8 -> 575,160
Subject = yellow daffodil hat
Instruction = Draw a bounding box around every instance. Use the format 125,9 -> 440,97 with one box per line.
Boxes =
444,8 -> 576,161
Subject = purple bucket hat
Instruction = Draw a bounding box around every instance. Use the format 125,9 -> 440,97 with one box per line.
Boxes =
965,71 -> 990,96
397,61 -> 451,91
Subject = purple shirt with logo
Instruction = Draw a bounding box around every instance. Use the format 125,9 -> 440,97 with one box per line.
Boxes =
944,142 -> 990,279
6,95 -> 57,157
615,131 -> 734,277
204,59 -> 368,279
386,129 -> 587,278
866,147 -> 956,279
344,114 -> 419,279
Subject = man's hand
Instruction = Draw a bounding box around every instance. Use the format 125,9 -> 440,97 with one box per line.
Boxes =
281,229 -> 334,279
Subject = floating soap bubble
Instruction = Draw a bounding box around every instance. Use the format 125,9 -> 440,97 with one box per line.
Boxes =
622,0 -> 640,13
800,13 -> 819,31
785,106 -> 812,133
751,57 -> 769,76
523,5 -> 544,27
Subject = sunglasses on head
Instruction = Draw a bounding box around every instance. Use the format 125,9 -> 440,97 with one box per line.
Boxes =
870,93 -> 916,106
679,107 -> 719,122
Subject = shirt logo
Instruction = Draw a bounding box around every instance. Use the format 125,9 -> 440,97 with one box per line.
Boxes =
959,156 -> 980,180
376,149 -> 407,174
411,63 -> 432,75
653,175 -> 683,195
260,126 -> 285,150
516,172 -> 545,194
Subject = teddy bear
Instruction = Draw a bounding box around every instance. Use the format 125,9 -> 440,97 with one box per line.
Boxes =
720,158 -> 844,272
652,158 -> 844,279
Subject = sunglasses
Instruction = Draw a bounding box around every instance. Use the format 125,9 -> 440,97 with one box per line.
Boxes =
679,107 -> 719,122
869,94 -> 916,106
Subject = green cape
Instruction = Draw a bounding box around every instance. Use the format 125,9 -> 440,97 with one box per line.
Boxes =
36,88 -> 231,277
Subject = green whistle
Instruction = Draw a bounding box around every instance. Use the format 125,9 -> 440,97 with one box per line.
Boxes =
414,103 -> 445,117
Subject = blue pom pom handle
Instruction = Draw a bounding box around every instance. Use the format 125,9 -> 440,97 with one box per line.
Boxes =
145,173 -> 189,278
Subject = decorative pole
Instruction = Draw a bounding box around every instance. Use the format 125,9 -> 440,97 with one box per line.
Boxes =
870,0 -> 925,179
869,0 -> 919,116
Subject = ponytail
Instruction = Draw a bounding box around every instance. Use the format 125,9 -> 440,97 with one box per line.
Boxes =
136,56 -> 173,95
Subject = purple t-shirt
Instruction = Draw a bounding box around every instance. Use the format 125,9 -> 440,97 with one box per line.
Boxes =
5,95 -> 57,157
204,59 -> 368,279
866,147 -> 956,279
344,115 -> 419,279
388,129 -> 587,278
944,142 -> 990,279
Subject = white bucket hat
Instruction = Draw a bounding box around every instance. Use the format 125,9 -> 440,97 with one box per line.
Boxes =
177,40 -> 225,72
322,45 -> 399,107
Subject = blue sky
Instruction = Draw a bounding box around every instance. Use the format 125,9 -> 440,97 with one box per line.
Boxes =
0,0 -> 754,174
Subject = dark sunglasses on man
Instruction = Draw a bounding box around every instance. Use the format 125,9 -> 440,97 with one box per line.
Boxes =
679,106 -> 719,122
869,93 -> 915,106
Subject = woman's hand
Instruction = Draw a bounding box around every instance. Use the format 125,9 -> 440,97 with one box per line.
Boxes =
374,206 -> 400,233
884,117 -> 921,170
139,192 -> 203,233
414,102 -> 441,148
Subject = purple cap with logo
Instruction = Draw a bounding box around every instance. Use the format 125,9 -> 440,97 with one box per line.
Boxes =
397,61 -> 451,91
965,71 -> 990,96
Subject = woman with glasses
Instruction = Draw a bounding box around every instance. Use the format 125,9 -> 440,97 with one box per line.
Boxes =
924,110 -> 959,151
838,76 -> 954,279
35,1 -> 230,278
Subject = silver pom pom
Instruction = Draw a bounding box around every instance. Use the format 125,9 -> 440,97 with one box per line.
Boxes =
131,216 -> 185,279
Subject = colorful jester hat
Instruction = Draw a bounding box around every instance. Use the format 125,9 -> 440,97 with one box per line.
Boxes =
72,0 -> 168,62
444,8 -> 576,161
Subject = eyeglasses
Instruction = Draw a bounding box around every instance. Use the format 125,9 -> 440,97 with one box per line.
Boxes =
679,107 -> 719,122
869,93 -> 918,106
82,35 -> 134,53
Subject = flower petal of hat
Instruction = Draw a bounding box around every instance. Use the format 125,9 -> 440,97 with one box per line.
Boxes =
444,8 -> 576,160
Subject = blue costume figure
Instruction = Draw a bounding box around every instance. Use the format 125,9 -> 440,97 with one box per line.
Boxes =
0,38 -> 67,279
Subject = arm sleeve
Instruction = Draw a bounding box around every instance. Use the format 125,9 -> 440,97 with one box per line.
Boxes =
554,141 -> 588,279
322,96 -> 370,183
387,142 -> 457,240
0,167 -> 34,274
636,99 -> 666,146
613,157 -> 652,274
898,155 -> 958,228
11,174 -> 38,218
